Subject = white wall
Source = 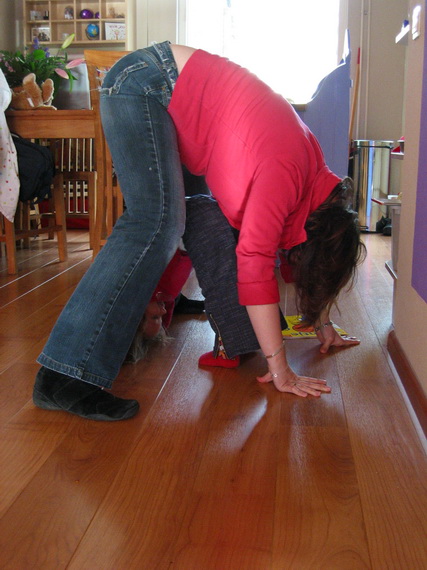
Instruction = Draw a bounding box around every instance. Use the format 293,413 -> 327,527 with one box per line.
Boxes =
394,0 -> 427,394
349,0 -> 407,142
128,0 -> 178,48
0,1 -> 22,51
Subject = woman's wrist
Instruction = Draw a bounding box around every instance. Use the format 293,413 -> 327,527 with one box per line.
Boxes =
264,339 -> 285,359
267,357 -> 293,379
314,320 -> 334,333
269,365 -> 297,386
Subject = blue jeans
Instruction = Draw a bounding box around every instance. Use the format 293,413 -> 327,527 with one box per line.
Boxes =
38,42 -> 185,388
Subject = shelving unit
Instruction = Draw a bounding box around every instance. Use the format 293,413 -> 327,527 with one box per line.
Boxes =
24,0 -> 127,46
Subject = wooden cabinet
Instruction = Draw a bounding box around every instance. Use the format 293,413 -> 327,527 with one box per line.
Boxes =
24,0 -> 127,46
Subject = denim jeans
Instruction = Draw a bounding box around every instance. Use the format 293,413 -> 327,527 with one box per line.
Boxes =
38,42 -> 185,388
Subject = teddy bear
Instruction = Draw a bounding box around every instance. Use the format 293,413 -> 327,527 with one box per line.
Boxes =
10,73 -> 56,110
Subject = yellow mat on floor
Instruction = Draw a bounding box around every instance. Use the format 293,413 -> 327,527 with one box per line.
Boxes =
282,316 -> 347,338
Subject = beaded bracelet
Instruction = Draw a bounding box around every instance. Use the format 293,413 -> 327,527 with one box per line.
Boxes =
314,320 -> 334,333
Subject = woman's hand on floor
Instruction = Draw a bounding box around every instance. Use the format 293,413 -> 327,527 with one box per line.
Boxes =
315,323 -> 360,354
257,368 -> 331,398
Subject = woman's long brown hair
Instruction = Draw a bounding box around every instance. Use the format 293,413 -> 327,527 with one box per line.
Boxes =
287,178 -> 367,325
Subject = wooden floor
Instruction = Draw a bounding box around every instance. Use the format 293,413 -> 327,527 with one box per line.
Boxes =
0,230 -> 426,570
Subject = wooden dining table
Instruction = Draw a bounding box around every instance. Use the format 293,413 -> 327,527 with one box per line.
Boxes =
6,109 -> 96,139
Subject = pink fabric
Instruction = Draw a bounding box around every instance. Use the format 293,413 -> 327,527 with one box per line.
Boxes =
0,70 -> 20,222
168,50 -> 340,305
151,249 -> 193,329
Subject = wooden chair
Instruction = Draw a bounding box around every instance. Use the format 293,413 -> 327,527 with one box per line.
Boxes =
50,137 -> 96,248
0,172 -> 67,274
84,50 -> 130,258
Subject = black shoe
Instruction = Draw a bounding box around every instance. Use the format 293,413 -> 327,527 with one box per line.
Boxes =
174,294 -> 205,314
33,366 -> 140,421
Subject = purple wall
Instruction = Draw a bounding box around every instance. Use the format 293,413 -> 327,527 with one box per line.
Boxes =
412,7 -> 427,302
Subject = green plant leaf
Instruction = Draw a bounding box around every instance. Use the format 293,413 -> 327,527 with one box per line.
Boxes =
32,49 -> 47,60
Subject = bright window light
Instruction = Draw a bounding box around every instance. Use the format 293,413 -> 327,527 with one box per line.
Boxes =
184,0 -> 340,103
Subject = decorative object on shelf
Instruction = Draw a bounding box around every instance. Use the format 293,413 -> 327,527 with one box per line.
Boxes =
105,22 -> 126,41
80,9 -> 94,19
30,10 -> 43,21
108,7 -> 125,18
0,34 -> 84,96
64,6 -> 74,19
9,72 -> 55,110
85,24 -> 100,40
32,26 -> 51,43
95,12 -> 100,19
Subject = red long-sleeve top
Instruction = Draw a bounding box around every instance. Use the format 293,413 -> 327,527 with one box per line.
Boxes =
168,50 -> 340,305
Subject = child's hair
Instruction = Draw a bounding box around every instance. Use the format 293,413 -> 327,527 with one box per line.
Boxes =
287,177 -> 366,325
125,319 -> 171,364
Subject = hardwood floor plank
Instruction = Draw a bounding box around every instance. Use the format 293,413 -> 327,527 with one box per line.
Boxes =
0,409 -> 76,519
0,256 -> 91,377
168,357 -> 279,568
0,230 -> 89,283
0,419 -> 148,569
0,262 -> 90,332
353,235 -> 394,349
0,246 -> 91,309
171,544 -> 272,570
263,333 -> 371,568
0,302 -> 75,378
273,426 -> 371,569
0,362 -> 40,426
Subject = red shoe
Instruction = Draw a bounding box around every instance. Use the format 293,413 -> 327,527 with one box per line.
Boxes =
198,351 -> 240,368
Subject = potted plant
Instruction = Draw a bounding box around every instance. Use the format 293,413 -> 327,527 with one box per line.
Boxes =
0,34 -> 84,109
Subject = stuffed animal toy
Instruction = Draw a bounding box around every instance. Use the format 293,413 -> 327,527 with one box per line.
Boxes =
10,73 -> 56,110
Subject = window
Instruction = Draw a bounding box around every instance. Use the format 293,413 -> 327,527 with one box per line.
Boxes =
183,0 -> 341,103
